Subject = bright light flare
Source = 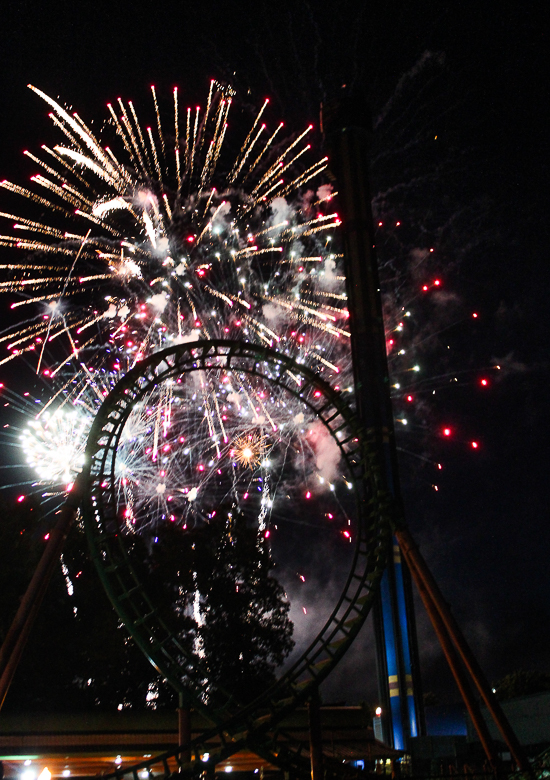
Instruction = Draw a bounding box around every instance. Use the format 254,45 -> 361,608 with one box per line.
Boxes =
20,407 -> 92,484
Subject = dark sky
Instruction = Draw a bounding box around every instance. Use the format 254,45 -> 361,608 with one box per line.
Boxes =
0,1 -> 548,705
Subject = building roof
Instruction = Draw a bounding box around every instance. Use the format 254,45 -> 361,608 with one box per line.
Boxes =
0,706 -> 401,778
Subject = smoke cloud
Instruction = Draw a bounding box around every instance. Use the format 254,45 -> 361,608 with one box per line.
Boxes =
307,420 -> 341,484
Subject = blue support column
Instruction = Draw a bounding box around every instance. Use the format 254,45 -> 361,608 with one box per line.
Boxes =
380,569 -> 405,749
322,94 -> 424,749
392,541 -> 419,739
376,545 -> 419,750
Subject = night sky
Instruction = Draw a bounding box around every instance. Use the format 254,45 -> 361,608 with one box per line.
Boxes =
0,1 -> 548,706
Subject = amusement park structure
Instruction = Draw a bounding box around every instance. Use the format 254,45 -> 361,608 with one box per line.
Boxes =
322,95 -> 422,752
321,94 -> 529,774
0,91 -> 531,778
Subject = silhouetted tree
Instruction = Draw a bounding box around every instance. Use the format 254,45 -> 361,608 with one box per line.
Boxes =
1,496 -> 293,711
148,505 -> 294,705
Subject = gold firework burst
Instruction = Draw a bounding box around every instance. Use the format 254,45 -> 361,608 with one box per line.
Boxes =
231,432 -> 266,469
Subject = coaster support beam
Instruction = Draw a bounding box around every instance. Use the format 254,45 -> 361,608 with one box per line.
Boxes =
396,528 -> 530,773
0,475 -> 84,709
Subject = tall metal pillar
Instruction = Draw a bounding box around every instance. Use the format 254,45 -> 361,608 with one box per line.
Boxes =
178,694 -> 192,769
322,95 -> 423,749
308,690 -> 324,780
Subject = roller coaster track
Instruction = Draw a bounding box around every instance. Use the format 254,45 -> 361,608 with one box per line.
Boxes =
79,340 -> 395,778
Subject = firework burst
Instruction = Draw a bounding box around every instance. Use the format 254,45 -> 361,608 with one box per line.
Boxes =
231,431 -> 267,469
0,82 -> 356,538
20,405 -> 91,487
0,81 -> 347,386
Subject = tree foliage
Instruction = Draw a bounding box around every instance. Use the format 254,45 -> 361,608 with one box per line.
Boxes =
1,497 -> 293,711
147,505 -> 294,705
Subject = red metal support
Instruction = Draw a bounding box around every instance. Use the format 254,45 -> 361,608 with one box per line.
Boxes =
0,476 -> 84,709
399,543 -> 499,767
396,528 -> 531,774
